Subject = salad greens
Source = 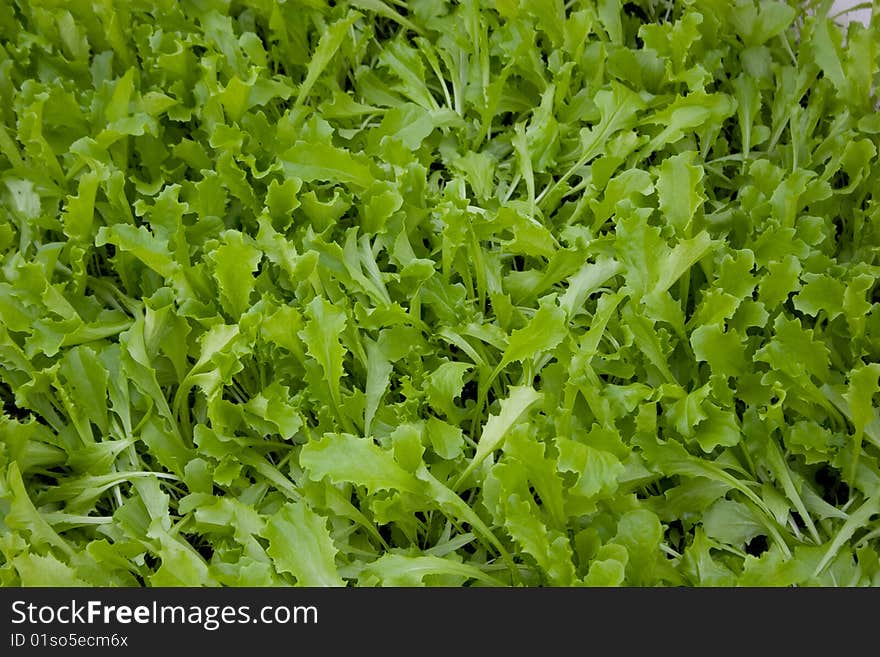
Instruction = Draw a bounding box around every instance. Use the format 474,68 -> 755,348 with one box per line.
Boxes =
1,0 -> 879,587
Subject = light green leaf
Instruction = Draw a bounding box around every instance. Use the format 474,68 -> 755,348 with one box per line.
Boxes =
264,502 -> 344,586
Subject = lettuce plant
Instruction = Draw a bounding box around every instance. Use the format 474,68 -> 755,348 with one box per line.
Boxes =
1,0 -> 879,586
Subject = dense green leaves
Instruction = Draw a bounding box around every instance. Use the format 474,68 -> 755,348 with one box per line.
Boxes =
1,0 -> 879,587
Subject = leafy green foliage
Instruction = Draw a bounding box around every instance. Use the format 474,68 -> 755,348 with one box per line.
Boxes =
1,0 -> 879,587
